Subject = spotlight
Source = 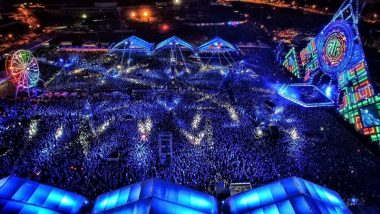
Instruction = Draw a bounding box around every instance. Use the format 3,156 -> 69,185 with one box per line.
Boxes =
325,86 -> 332,97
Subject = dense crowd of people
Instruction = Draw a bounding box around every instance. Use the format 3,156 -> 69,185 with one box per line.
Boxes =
0,48 -> 379,209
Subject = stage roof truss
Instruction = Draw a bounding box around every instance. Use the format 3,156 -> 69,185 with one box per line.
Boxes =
154,36 -> 194,53
197,37 -> 239,53
111,36 -> 154,54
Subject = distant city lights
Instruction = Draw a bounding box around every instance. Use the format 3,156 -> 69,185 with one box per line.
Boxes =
127,8 -> 154,22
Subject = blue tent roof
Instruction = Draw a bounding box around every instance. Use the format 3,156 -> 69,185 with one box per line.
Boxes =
92,178 -> 218,214
223,177 -> 350,214
197,37 -> 238,53
0,176 -> 89,214
111,35 -> 154,54
154,36 -> 194,52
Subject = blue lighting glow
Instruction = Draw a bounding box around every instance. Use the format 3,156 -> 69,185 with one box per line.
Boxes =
294,0 -> 380,143
155,36 -> 194,52
92,178 -> 218,214
111,35 -> 154,54
0,176 -> 88,214
224,177 -> 350,214
278,84 -> 335,107
316,20 -> 355,78
325,86 -> 332,98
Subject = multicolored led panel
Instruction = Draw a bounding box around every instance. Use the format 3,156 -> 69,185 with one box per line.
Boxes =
300,39 -> 319,82
294,0 -> 380,145
339,61 -> 374,109
278,84 -> 335,107
337,59 -> 377,144
316,20 -> 355,78
282,47 -> 301,78
155,36 -> 194,52
197,37 -> 239,53
339,96 -> 380,143
323,31 -> 347,67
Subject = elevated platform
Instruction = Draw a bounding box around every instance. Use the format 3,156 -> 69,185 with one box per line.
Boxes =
223,176 -> 350,214
0,176 -> 351,213
92,178 -> 218,214
0,176 -> 89,214
278,84 -> 335,107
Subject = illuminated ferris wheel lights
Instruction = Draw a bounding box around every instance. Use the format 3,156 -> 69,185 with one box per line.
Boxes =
5,50 -> 40,97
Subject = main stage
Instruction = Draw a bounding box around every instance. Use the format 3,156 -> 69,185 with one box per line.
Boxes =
278,84 -> 335,108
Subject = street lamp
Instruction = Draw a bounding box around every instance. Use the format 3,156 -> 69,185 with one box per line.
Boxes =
174,0 -> 181,5
143,11 -> 149,22
130,11 -> 136,18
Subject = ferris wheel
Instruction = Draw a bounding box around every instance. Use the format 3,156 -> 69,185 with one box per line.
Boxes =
5,50 -> 40,97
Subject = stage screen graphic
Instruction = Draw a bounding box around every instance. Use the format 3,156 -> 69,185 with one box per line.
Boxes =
300,39 -> 319,82
282,47 -> 301,78
292,0 -> 380,144
360,105 -> 380,128
316,20 -> 355,78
